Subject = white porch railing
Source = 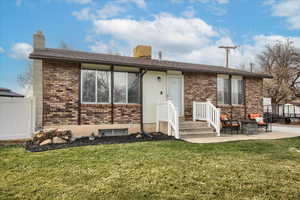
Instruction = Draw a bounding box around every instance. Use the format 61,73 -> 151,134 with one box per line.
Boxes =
156,100 -> 179,139
193,101 -> 221,136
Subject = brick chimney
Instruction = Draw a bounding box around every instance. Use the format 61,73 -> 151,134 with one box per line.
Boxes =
33,30 -> 45,49
133,45 -> 152,59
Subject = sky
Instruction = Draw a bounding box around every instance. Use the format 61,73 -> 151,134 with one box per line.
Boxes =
1,0 -> 300,94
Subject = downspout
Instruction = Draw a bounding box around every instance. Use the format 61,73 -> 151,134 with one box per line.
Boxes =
243,77 -> 247,119
140,69 -> 148,133
229,75 -> 233,120
111,65 -> 114,124
78,63 -> 82,125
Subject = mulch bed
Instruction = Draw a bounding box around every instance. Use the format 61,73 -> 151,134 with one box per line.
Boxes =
25,132 -> 175,152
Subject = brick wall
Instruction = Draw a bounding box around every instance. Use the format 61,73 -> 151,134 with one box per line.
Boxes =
184,73 -> 217,120
245,77 -> 263,115
42,60 -> 141,126
43,60 -> 80,126
184,73 -> 264,120
80,104 -> 112,124
113,104 -> 141,124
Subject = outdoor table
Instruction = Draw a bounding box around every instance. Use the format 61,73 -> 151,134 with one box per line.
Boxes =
240,120 -> 258,134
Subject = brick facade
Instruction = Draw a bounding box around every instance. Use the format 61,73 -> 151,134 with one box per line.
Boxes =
43,60 -> 80,126
184,73 -> 217,120
42,60 -> 141,126
43,60 -> 264,127
184,73 -> 264,120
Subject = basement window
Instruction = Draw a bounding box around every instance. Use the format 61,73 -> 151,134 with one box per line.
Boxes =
98,129 -> 128,137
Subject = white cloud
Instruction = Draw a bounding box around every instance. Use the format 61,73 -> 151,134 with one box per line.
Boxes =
72,7 -> 94,20
120,0 -> 146,8
90,14 -> 300,69
172,0 -> 229,4
267,0 -> 300,29
65,0 -> 92,4
0,46 -> 4,54
10,43 -> 33,60
182,6 -> 196,18
93,14 -> 218,54
16,0 -> 22,6
73,0 -> 145,21
96,2 -> 125,19
208,5 -> 227,16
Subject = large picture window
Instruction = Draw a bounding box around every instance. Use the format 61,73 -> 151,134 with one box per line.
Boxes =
217,75 -> 244,105
81,69 -> 139,104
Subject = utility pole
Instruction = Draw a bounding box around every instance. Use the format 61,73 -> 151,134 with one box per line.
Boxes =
219,46 -> 237,68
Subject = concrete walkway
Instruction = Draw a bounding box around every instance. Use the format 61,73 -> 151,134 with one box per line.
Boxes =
182,130 -> 300,144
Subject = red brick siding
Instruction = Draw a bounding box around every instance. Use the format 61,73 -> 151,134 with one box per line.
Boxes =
245,77 -> 264,116
113,104 -> 141,124
80,104 -> 112,124
43,60 -> 80,126
184,73 -> 217,120
184,73 -> 264,120
42,60 -> 141,126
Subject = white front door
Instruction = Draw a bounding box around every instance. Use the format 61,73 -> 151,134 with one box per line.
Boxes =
167,76 -> 183,116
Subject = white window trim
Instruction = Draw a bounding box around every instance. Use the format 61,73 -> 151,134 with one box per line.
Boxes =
217,74 -> 244,106
81,69 -> 111,104
81,69 -> 140,104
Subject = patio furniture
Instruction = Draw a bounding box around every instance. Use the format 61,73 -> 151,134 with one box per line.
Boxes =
248,113 -> 271,132
220,114 -> 240,134
240,120 -> 259,134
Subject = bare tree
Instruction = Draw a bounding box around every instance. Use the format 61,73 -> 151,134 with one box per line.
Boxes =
17,62 -> 32,92
257,39 -> 300,104
58,41 -> 72,50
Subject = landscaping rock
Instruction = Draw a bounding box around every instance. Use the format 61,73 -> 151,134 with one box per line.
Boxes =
40,139 -> 52,146
32,129 -> 72,145
25,132 -> 175,152
52,137 -> 67,144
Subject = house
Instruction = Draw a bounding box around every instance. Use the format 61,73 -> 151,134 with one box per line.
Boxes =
29,31 -> 272,138
0,87 -> 24,98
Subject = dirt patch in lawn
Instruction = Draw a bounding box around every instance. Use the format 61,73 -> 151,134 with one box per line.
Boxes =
25,132 -> 175,152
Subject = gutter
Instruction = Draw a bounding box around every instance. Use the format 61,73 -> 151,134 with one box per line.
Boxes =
29,54 -> 273,79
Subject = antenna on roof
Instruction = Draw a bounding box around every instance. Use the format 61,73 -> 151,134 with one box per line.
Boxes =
158,51 -> 162,60
218,46 -> 237,68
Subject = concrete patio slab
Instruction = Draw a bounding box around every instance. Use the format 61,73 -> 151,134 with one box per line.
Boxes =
181,131 -> 300,144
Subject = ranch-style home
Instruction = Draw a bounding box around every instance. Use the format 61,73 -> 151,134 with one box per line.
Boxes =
29,31 -> 272,138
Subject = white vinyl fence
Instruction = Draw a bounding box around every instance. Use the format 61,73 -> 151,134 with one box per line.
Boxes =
0,97 -> 35,140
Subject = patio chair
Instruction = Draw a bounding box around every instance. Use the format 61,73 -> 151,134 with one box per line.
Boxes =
220,114 -> 240,134
248,113 -> 269,132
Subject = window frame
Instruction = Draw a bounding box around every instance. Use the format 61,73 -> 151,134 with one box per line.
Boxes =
80,69 -> 140,105
81,69 -> 111,104
217,75 -> 230,105
217,74 -> 245,106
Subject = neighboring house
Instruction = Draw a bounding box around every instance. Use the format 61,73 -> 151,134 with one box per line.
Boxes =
29,31 -> 272,137
0,87 -> 24,98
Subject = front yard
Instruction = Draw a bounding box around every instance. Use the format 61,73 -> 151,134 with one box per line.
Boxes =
1,138 -> 300,200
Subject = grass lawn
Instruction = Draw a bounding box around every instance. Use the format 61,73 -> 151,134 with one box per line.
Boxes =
1,138 -> 300,200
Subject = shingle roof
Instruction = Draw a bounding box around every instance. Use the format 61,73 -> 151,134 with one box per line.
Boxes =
29,48 -> 272,78
0,87 -> 24,97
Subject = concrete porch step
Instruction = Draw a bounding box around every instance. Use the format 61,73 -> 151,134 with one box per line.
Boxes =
179,127 -> 213,132
180,132 -> 217,137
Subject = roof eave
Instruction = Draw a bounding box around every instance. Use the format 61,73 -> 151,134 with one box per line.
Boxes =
29,53 -> 273,79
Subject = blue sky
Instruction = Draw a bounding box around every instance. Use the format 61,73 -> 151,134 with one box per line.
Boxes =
1,0 -> 300,94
